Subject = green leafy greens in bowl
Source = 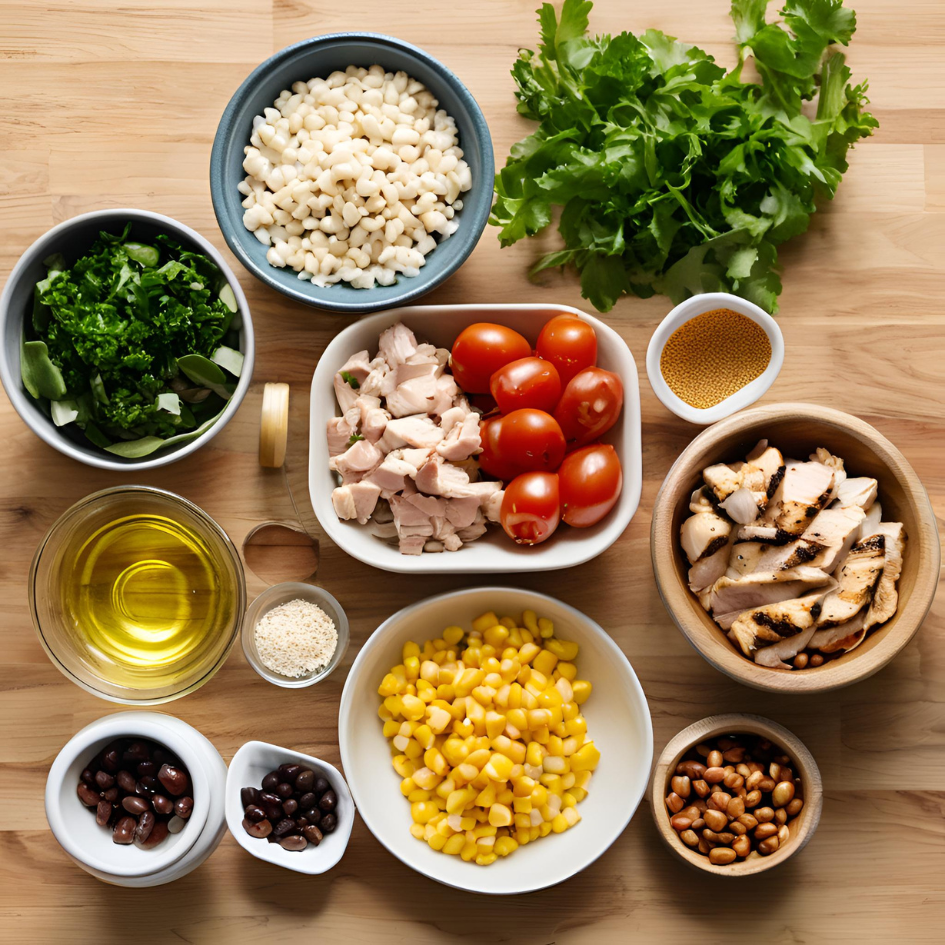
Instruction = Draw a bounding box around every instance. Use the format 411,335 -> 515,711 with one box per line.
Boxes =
22,224 -> 245,457
491,0 -> 878,313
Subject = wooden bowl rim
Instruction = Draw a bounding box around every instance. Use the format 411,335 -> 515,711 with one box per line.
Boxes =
649,713 -> 824,877
651,402 -> 941,694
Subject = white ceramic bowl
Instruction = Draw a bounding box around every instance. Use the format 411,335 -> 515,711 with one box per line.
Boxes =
45,712 -> 228,887
645,292 -> 783,425
241,582 -> 350,688
309,303 -> 642,573
338,587 -> 653,894
226,741 -> 354,874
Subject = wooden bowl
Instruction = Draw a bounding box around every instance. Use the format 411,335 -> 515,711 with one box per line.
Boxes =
651,402 -> 940,693
650,714 -> 823,876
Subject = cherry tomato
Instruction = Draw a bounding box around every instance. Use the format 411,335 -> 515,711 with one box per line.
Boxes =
450,323 -> 532,393
536,314 -> 597,385
478,409 -> 566,480
558,444 -> 623,527
500,472 -> 561,545
554,367 -> 624,448
489,357 -> 562,414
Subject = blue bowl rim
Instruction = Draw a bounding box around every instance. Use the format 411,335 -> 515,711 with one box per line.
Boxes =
209,32 -> 495,315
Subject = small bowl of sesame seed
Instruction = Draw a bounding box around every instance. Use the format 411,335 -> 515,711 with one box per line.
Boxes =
645,292 -> 784,425
241,582 -> 349,688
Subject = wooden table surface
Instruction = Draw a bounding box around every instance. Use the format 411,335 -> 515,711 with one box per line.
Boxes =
1,1 -> 943,941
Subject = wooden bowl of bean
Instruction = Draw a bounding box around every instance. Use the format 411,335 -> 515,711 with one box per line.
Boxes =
649,714 -> 823,876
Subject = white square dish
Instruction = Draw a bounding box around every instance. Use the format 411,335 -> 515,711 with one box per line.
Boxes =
308,303 -> 642,573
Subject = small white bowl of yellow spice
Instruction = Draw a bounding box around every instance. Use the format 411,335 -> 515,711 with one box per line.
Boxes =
646,292 -> 783,425
241,583 -> 349,688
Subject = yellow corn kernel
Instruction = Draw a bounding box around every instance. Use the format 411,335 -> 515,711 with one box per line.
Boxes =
522,610 -> 539,633
400,777 -> 415,796
525,741 -> 545,768
483,624 -> 510,648
547,735 -> 565,758
530,784 -> 548,807
532,649 -> 558,677
472,685 -> 497,707
413,724 -> 435,750
465,748 -> 491,770
506,708 -> 528,732
531,726 -> 550,744
518,642 -> 541,665
483,753 -> 514,782
420,660 -> 440,683
538,821 -> 553,837
473,824 -> 497,839
480,646 -> 497,662
426,706 -> 452,735
507,627 -> 523,647
571,742 -> 600,772
537,687 -> 563,709
409,823 -> 425,839
443,833 -> 465,856
545,637 -> 579,661
565,716 -> 587,738
482,711 -> 504,740
513,796 -> 533,814
560,772 -> 576,790
562,791 -> 578,809
572,680 -> 592,705
556,661 -> 577,681
436,778 -> 455,800
573,770 -> 592,790
537,617 -> 554,639
452,718 -> 474,738
411,801 -> 438,824
400,694 -> 426,721
443,625 -> 465,645
551,813 -> 570,834
475,783 -> 496,807
392,755 -> 416,778
403,641 -> 420,661
428,832 -> 448,851
488,803 -> 512,827
562,806 -> 581,828
378,673 -> 402,697
404,656 -> 420,681
407,789 -> 432,803
382,720 -> 400,738
472,612 -> 499,634
570,787 -> 587,802
495,836 -> 519,857
446,787 -> 475,814
475,852 -> 498,866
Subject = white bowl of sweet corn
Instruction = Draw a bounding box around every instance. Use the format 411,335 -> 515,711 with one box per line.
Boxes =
338,586 -> 653,894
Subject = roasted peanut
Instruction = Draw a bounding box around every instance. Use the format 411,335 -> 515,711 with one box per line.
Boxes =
670,815 -> 692,831
809,654 -> 824,667
730,821 -> 747,836
691,818 -> 706,830
738,813 -> 759,830
704,766 -> 725,784
758,836 -> 780,855
722,747 -> 746,764
665,792 -> 685,813
793,652 -> 809,669
671,776 -> 691,799
727,796 -> 745,819
680,829 -> 700,847
778,824 -> 790,844
694,743 -> 711,758
745,789 -> 762,808
754,822 -> 778,840
732,834 -> 751,857
786,798 -> 804,817
677,760 -> 706,780
707,750 -> 723,768
707,792 -> 732,812
692,779 -> 710,798
709,847 -> 737,865
775,808 -> 788,825
703,809 -> 728,832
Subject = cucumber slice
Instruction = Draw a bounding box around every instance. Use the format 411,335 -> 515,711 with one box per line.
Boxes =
211,345 -> 244,378
156,392 -> 182,415
123,242 -> 160,267
21,340 -> 67,400
218,283 -> 238,313
51,399 -> 79,426
90,373 -> 109,404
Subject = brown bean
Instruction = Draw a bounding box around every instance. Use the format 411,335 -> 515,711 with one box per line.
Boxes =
773,781 -> 795,807
755,823 -> 778,840
123,741 -> 151,763
706,750 -> 723,768
135,811 -> 155,844
738,813 -> 759,830
242,817 -> 272,839
703,766 -> 726,784
275,782 -> 294,799
282,798 -> 298,818
77,783 -> 100,807
690,818 -> 705,830
317,790 -> 337,811
694,742 -> 711,757
709,847 -> 737,865
279,835 -> 308,852
786,798 -> 804,817
272,818 -> 298,838
318,812 -> 337,834
755,806 -> 775,823
93,770 -> 115,791
175,796 -> 194,820
778,824 -> 790,844
757,777 -> 777,793
732,834 -> 751,857
116,770 -> 137,794
101,748 -> 121,773
746,770 -> 764,791
692,779 -> 709,798
697,838 -> 711,855
95,800 -> 113,826
302,824 -> 324,846
793,652 -> 809,669
736,763 -> 752,779
704,809 -> 727,832
152,794 -> 174,815
707,792 -> 732,812
157,764 -> 189,797
730,821 -> 747,836
680,805 -> 701,821
723,773 -> 745,791
112,816 -> 136,844
769,762 -> 781,781
295,768 -> 315,793
680,829 -> 699,847
758,836 -> 780,855
775,808 -> 788,825
723,747 -> 746,764
665,792 -> 684,813
241,786 -> 261,809
122,796 -> 149,815
747,760 -> 764,774
677,760 -> 706,780
279,763 -> 303,781
671,776 -> 691,799
717,737 -> 737,751
262,771 -> 281,791
103,787 -> 118,802
670,815 -> 692,832
140,818 -> 169,848
715,832 -> 736,845
727,796 -> 746,819
780,767 -> 795,784
702,828 -> 720,843
809,654 -> 824,667
745,790 -> 762,809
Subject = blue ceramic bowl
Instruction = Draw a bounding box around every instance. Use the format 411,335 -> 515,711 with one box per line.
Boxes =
210,33 -> 494,314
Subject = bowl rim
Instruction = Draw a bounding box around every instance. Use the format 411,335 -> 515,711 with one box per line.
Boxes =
648,713 -> 823,876
650,401 -> 941,693
0,207 -> 255,470
224,739 -> 354,874
308,302 -> 643,573
337,586 -> 654,894
209,31 -> 494,313
240,581 -> 350,688
645,292 -> 784,425
29,484 -> 247,704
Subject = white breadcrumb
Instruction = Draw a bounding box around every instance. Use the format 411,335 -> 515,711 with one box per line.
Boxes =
254,599 -> 337,678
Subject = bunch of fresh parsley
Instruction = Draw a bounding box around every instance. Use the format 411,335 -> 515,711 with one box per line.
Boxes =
491,0 -> 877,312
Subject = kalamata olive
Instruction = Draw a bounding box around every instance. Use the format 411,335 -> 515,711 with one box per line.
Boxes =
96,800 -> 113,827
298,792 -> 317,811
157,764 -> 189,796
103,787 -> 118,802
77,783 -> 100,807
137,761 -> 157,778
135,811 -> 155,844
94,770 -> 115,790
294,768 -> 315,793
317,790 -> 337,812
122,796 -> 150,815
272,818 -> 298,838
279,763 -> 302,781
301,807 -> 321,825
116,770 -> 137,793
240,787 -> 260,809
297,817 -> 309,828
167,816 -> 185,835
313,777 -> 329,795
243,817 -> 273,839
175,796 -> 194,820
139,818 -> 169,848
151,747 -> 178,767
275,782 -> 293,799
302,824 -> 323,845
259,792 -> 285,819
279,835 -> 307,852
282,798 -> 298,817
261,771 -> 281,791
101,747 -> 121,773
152,794 -> 174,815
80,768 -> 96,786
112,816 -> 136,844
123,740 -> 151,763
136,776 -> 159,796
244,805 -> 267,823
319,812 -> 337,834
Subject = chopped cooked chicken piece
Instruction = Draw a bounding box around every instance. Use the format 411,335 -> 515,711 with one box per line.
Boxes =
706,567 -> 834,624
333,350 -> 372,411
764,460 -> 836,535
719,487 -> 764,525
835,477 -> 878,511
415,455 -> 472,497
736,524 -> 791,545
407,493 -> 448,518
382,359 -> 444,397
728,587 -> 834,659
430,373 -> 460,416
703,462 -> 745,502
689,485 -> 716,514
864,522 -> 905,630
361,407 -> 389,443
858,501 -> 882,540
330,482 -> 381,525
436,412 -> 481,462
816,535 -> 886,628
363,454 -> 417,497
378,323 -> 418,365
809,610 -> 867,654
753,627 -> 818,669
726,542 -> 766,578
799,506 -> 866,573
359,357 -> 390,398
457,509 -> 488,542
689,542 -> 732,593
445,496 -> 481,529
380,416 -> 445,450
440,402 -> 472,435
399,534 -> 427,555
328,438 -> 384,480
746,441 -> 786,497
326,406 -> 360,456
680,512 -> 732,565
755,537 -> 826,573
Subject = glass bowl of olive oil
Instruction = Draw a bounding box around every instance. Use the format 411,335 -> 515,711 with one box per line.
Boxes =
30,486 -> 246,704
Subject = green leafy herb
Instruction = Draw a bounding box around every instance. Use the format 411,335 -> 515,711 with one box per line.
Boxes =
340,371 -> 361,389
492,0 -> 877,312
20,224 -> 243,451
347,433 -> 365,446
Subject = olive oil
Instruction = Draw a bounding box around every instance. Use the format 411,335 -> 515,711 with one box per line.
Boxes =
62,513 -> 234,690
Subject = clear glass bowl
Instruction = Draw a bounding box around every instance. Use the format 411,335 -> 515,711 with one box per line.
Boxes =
30,486 -> 246,704
241,582 -> 349,688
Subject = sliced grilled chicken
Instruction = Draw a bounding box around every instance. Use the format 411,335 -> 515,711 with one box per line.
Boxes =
703,462 -> 745,503
755,537 -> 826,572
680,512 -> 732,565
728,587 -> 834,659
736,524 -> 792,545
753,626 -> 817,669
810,447 -> 846,495
858,500 -> 882,541
705,566 -> 833,622
689,541 -> 732,593
726,542 -> 766,578
746,440 -> 786,497
864,522 -> 905,630
809,610 -> 867,654
816,535 -> 886,628
798,505 -> 866,573
836,477 -> 878,511
764,460 -> 836,535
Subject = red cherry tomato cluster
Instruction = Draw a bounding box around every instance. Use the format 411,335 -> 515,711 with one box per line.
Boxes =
449,314 -> 625,547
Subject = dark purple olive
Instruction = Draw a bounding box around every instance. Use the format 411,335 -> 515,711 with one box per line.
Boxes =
261,771 -> 281,791
313,777 -> 329,795
279,835 -> 307,851
243,817 -> 273,840
103,787 -> 118,803
101,747 -> 122,773
77,783 -> 100,807
294,768 -> 315,793
94,770 -> 115,790
272,818 -> 298,838
282,798 -> 298,817
240,786 -> 260,809
174,796 -> 194,820
116,770 -> 137,793
301,807 -> 321,825
152,794 -> 174,815
96,800 -> 113,827
317,790 -> 337,812
135,811 -> 155,844
139,818 -> 169,848
136,775 -> 159,796
122,796 -> 150,815
279,763 -> 302,781
302,824 -> 323,845
244,805 -> 267,823
275,782 -> 293,799
112,816 -> 136,844
298,792 -> 317,811
319,812 -> 337,834
80,768 -> 96,786
123,740 -> 151,763
157,764 -> 189,797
